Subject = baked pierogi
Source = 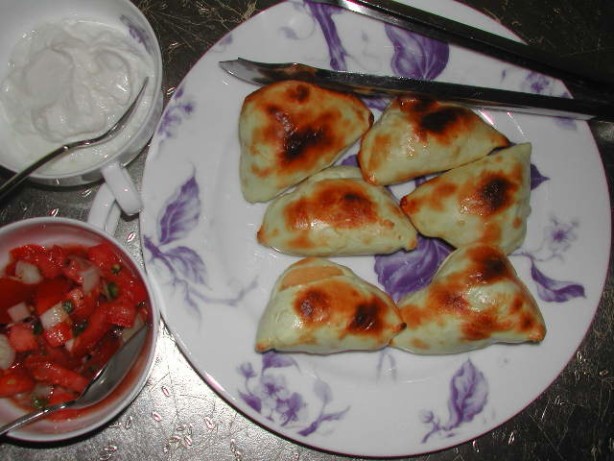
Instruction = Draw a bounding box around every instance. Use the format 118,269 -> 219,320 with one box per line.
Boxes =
255,257 -> 406,354
239,80 -> 373,202
358,97 -> 510,185
391,244 -> 546,354
257,166 -> 418,256
400,143 -> 532,254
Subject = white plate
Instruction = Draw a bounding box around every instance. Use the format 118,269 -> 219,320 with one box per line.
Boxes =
139,0 -> 611,457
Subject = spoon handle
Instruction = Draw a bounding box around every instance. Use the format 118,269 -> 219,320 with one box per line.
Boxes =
0,400 -> 74,437
0,145 -> 70,202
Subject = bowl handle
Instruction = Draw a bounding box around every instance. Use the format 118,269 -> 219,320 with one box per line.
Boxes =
88,183 -> 122,234
100,161 -> 143,216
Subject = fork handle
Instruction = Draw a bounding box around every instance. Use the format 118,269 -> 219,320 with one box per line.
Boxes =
0,144 -> 70,202
0,400 -> 74,437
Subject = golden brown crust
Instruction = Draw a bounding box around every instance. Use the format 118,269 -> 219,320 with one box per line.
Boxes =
239,81 -> 373,202
392,244 -> 546,354
399,143 -> 531,254
257,166 -> 417,256
358,96 -> 510,185
255,257 -> 405,354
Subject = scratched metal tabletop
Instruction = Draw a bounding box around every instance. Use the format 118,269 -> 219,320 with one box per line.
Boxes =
1,0 -> 613,460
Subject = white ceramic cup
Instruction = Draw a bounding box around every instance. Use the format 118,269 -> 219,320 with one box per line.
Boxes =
0,0 -> 164,217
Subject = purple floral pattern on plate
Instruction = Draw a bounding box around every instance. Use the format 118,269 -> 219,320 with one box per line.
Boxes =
143,173 -> 256,316
305,2 -> 348,71
385,24 -> 449,80
420,359 -> 488,443
376,236 -> 453,302
305,0 -> 449,111
501,69 -> 576,129
515,217 -> 585,302
238,352 -> 350,437
156,85 -> 195,142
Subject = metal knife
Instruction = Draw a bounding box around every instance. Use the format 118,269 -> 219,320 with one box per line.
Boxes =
219,58 -> 614,122
307,0 -> 614,96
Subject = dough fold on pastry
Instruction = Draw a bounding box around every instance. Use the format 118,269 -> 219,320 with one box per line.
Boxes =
400,143 -> 532,254
256,257 -> 406,354
391,243 -> 546,354
358,97 -> 510,185
257,166 -> 418,256
239,80 -> 373,202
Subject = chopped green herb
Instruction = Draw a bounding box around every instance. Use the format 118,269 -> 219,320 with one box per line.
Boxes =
62,300 -> 74,313
32,321 -> 43,336
111,264 -> 122,274
32,396 -> 48,410
104,281 -> 120,300
73,321 -> 88,337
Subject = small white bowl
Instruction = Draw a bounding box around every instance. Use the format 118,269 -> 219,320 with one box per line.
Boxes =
0,0 -> 163,215
0,217 -> 160,442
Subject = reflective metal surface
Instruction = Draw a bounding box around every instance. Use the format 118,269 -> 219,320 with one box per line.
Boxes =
218,58 -> 614,120
1,1 -> 613,459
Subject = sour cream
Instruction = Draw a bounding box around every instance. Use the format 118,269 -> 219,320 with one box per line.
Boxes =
0,19 -> 155,176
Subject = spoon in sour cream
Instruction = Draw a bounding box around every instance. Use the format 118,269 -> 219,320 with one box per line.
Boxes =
0,77 -> 149,203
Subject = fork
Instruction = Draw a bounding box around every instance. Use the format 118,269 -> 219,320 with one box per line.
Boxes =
0,77 -> 149,203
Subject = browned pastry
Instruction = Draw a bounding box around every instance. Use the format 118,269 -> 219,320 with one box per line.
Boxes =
358,96 -> 510,185
257,166 -> 417,256
239,80 -> 373,202
400,143 -> 532,254
255,257 -> 406,353
392,243 -> 546,354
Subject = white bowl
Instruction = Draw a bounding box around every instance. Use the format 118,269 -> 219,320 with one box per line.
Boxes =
0,217 -> 160,442
0,0 -> 163,213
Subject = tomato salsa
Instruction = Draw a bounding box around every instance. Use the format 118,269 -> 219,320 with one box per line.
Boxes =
0,242 -> 149,418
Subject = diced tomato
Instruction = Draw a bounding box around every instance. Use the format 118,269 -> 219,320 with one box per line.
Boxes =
104,298 -> 137,328
24,359 -> 89,393
33,277 -> 73,315
7,323 -> 39,352
38,342 -> 77,370
0,369 -> 36,397
79,334 -> 121,379
87,243 -> 122,274
62,258 -> 85,284
117,275 -> 148,305
19,339 -> 79,371
0,278 -> 33,323
43,322 -> 73,348
10,244 -> 67,279
64,287 -> 98,322
69,306 -> 112,358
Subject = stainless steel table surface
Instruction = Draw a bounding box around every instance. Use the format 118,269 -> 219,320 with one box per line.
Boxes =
1,0 -> 613,460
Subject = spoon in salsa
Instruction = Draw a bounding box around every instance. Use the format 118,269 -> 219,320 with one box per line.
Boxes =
0,324 -> 148,437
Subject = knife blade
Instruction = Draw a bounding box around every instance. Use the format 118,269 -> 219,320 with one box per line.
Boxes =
308,0 -> 614,96
219,58 -> 614,122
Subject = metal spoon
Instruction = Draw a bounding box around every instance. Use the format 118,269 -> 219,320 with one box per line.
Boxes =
0,324 -> 148,437
0,78 -> 149,202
